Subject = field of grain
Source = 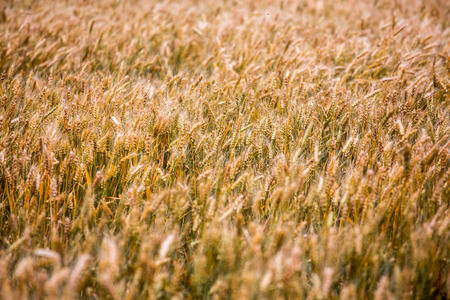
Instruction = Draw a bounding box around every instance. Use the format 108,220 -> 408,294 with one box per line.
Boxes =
0,0 -> 449,299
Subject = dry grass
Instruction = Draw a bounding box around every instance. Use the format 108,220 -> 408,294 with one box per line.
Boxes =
0,0 -> 449,299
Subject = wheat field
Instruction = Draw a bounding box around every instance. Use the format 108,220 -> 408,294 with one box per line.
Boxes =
0,0 -> 449,299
